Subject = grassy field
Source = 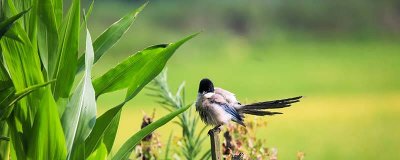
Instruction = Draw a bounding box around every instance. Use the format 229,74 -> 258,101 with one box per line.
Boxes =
87,2 -> 400,159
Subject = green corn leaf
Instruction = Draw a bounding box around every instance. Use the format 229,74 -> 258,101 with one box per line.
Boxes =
124,33 -> 198,101
1,3 -> 67,159
0,80 -> 54,120
93,33 -> 198,99
37,0 -> 59,75
61,28 -> 96,159
53,0 -> 63,27
76,2 -> 147,73
52,0 -> 80,101
87,142 -> 108,160
112,104 -> 192,160
27,88 -> 68,159
0,8 -> 29,39
85,103 -> 123,158
0,121 -> 9,160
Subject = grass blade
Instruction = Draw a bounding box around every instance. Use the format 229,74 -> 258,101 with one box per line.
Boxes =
112,104 -> 192,160
61,28 -> 96,159
76,2 -> 148,73
164,132 -> 173,160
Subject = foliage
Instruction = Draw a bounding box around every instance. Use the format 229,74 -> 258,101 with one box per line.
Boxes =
148,70 -> 211,160
0,0 -> 195,159
221,118 -> 305,160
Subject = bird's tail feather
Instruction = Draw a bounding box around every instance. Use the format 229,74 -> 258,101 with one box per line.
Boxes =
240,96 -> 302,116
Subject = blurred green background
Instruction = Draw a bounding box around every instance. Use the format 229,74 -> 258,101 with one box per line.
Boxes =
85,0 -> 400,159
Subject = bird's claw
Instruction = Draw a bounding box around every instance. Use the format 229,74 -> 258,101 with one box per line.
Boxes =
208,126 -> 221,135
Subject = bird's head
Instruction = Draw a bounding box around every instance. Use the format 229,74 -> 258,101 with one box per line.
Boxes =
198,78 -> 214,93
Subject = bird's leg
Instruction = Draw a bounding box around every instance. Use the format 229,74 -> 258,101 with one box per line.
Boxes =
208,125 -> 222,135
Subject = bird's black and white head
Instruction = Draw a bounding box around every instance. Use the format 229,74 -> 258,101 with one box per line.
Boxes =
198,78 -> 214,94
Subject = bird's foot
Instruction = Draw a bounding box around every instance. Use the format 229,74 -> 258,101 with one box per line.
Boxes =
208,125 -> 221,135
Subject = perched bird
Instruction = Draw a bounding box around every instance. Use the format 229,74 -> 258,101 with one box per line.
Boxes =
195,78 -> 302,132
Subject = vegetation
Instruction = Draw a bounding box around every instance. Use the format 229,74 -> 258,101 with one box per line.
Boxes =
149,70 -> 211,159
0,0 -> 196,159
87,2 -> 400,159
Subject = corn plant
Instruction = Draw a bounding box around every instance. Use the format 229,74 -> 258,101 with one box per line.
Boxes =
149,70 -> 211,160
0,0 -> 196,159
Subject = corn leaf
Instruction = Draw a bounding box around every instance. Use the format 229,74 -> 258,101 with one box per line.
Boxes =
1,81 -> 54,120
61,28 -> 96,159
0,121 -> 9,160
52,0 -> 80,101
87,142 -> 108,160
84,103 -> 123,158
37,0 -> 59,75
76,2 -> 147,73
0,8 -> 29,39
112,104 -> 192,160
93,33 -> 198,98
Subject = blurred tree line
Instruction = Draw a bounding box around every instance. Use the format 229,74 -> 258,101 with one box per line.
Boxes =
91,0 -> 400,38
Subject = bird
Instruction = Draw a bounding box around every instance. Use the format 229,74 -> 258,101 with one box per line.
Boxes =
195,78 -> 302,133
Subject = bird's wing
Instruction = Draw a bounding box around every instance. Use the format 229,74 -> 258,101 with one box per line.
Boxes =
214,87 -> 240,105
210,93 -> 243,124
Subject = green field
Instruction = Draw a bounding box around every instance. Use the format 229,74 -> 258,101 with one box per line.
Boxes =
86,1 -> 400,159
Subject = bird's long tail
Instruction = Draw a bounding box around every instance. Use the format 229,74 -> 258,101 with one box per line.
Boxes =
240,96 -> 302,116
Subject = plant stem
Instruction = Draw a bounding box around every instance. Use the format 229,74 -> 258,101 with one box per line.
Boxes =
208,129 -> 221,160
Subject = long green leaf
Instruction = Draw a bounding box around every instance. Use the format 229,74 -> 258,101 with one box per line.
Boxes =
76,2 -> 147,73
61,28 -> 96,159
52,0 -> 80,101
37,0 -> 59,75
0,8 -> 29,39
0,121 -> 9,160
87,142 -> 108,160
1,5 -> 66,159
85,103 -> 123,158
93,33 -> 198,99
112,104 -> 192,160
1,1 -> 67,159
0,81 -> 54,120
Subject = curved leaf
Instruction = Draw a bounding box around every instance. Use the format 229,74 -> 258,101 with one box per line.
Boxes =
93,33 -> 198,99
61,28 -> 96,159
52,0 -> 80,101
84,103 -> 123,158
112,104 -> 192,160
0,8 -> 29,39
76,2 -> 148,73
87,142 -> 108,160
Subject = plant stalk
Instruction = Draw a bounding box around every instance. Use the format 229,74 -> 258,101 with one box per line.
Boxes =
209,129 -> 221,160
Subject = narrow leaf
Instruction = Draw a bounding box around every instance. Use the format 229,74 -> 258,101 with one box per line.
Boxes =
61,28 -> 96,159
0,121 -> 10,160
52,0 -> 80,101
93,33 -> 198,99
112,104 -> 192,160
0,81 -> 54,120
76,2 -> 148,73
37,0 -> 59,75
0,8 -> 29,39
85,103 -> 123,158
87,142 -> 108,160
125,33 -> 198,101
